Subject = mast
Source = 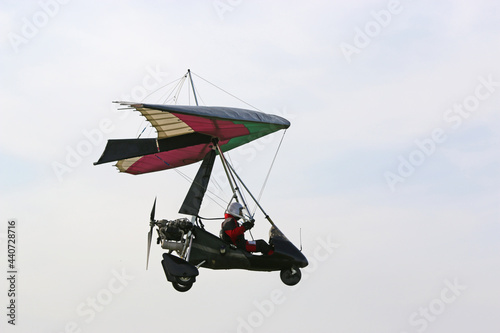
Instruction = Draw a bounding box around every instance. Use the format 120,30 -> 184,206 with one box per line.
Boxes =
187,69 -> 199,106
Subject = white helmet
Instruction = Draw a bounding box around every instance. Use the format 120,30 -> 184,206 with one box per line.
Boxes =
227,202 -> 244,218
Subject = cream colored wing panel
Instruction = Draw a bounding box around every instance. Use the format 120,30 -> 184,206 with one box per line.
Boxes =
136,107 -> 194,139
116,157 -> 141,173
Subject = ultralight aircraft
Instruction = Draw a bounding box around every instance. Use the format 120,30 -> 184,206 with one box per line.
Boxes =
95,70 -> 308,292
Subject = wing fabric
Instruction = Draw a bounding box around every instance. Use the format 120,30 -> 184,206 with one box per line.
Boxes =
94,102 -> 290,175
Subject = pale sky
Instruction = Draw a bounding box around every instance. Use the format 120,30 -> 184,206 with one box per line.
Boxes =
1,1 -> 499,332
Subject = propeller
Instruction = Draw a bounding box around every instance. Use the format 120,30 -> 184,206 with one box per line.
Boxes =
146,197 -> 157,270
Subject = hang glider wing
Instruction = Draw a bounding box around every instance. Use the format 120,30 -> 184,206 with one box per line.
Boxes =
94,102 -> 290,175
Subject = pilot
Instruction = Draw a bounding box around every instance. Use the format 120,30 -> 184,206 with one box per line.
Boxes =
220,202 -> 273,255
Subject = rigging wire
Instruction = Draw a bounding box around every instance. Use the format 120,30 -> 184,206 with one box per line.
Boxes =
176,168 -> 228,210
152,154 -> 228,211
195,88 -> 206,106
161,74 -> 187,104
191,71 -> 261,111
252,129 -> 287,216
173,75 -> 187,105
137,74 -> 189,138
140,75 -> 185,103
210,168 -> 226,195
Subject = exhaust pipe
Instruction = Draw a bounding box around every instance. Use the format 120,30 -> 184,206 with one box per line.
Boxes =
161,241 -> 184,252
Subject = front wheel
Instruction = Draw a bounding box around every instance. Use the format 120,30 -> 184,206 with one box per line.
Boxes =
280,266 -> 301,286
176,276 -> 194,285
172,282 -> 193,292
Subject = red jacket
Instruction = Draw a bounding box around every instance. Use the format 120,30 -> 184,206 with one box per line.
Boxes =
220,213 -> 246,249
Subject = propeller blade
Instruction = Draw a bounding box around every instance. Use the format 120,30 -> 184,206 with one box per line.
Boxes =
146,226 -> 153,270
150,197 -> 157,222
146,197 -> 157,270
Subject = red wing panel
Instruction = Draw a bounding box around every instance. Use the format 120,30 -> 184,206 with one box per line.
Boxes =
123,144 -> 211,175
171,112 -> 250,140
122,139 -> 225,175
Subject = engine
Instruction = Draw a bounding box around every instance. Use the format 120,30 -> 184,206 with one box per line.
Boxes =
157,218 -> 193,253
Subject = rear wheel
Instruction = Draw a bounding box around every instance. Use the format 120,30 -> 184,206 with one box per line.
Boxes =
280,266 -> 301,286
